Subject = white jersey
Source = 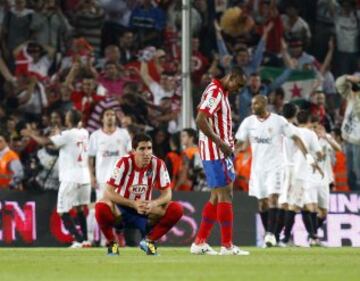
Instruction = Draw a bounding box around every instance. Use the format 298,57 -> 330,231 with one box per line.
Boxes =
283,123 -> 299,166
293,127 -> 322,183
50,128 -> 90,184
318,135 -> 335,185
88,128 -> 132,183
235,113 -> 295,173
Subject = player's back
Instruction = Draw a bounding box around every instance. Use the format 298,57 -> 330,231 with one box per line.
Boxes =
319,136 -> 335,185
283,123 -> 299,166
53,128 -> 91,184
293,127 -> 322,182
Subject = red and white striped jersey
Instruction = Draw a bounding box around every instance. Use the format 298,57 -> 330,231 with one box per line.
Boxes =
107,154 -> 171,201
198,79 -> 234,160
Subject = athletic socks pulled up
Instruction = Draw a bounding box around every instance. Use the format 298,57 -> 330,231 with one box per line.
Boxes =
283,210 -> 296,243
61,213 -> 83,243
195,201 -> 217,245
267,208 -> 279,234
95,202 -> 116,244
217,202 -> 233,248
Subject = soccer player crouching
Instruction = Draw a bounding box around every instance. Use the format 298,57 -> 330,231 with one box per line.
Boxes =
94,133 -> 183,256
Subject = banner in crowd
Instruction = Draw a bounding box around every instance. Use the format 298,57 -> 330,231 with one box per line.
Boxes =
0,190 -> 359,247
260,67 -> 317,101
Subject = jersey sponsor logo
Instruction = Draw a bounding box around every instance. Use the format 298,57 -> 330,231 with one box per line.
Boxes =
253,137 -> 271,144
129,184 -> 148,195
102,150 -> 120,157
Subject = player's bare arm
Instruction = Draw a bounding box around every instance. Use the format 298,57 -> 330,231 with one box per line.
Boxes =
144,187 -> 172,215
104,184 -> 147,214
88,156 -> 97,189
196,111 -> 232,157
21,124 -> 52,146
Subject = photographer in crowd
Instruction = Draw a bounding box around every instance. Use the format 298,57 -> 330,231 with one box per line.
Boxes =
335,75 -> 360,191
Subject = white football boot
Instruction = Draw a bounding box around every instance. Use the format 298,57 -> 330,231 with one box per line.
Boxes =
264,232 -> 277,248
219,245 -> 250,256
190,243 -> 218,255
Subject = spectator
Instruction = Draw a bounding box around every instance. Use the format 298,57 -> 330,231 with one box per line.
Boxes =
281,1 -> 311,46
331,0 -> 360,76
130,0 -> 166,48
30,0 -> 72,52
72,0 -> 104,55
1,0 -> 34,58
0,131 -> 24,189
335,74 -> 360,191
118,30 -> 136,65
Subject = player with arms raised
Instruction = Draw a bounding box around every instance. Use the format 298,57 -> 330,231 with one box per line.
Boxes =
190,67 -> 249,256
94,133 -> 184,255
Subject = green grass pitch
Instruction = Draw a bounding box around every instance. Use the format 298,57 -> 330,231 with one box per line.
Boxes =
0,247 -> 359,281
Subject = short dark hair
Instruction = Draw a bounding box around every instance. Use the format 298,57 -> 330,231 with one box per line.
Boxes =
282,103 -> 298,119
182,128 -> 198,143
0,131 -> 10,143
68,109 -> 82,126
100,108 -> 116,122
229,66 -> 245,77
132,133 -> 152,149
297,110 -> 310,124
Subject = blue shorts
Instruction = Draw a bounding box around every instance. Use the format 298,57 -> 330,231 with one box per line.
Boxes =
117,205 -> 149,237
202,157 -> 235,188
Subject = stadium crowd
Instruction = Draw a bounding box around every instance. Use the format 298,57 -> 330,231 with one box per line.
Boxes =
0,0 -> 359,196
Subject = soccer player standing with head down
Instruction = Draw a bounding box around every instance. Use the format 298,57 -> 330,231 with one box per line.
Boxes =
22,109 -> 91,248
190,67 -> 249,256
95,133 -> 184,256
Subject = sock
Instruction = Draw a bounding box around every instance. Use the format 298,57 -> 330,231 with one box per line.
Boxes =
95,202 -> 116,244
310,212 -> 318,237
217,202 -> 233,248
259,211 -> 268,232
194,201 -> 218,244
61,213 -> 83,242
283,210 -> 296,243
275,209 -> 286,242
147,201 -> 183,241
267,208 -> 278,234
301,210 -> 315,238
77,210 -> 88,241
317,216 -> 326,230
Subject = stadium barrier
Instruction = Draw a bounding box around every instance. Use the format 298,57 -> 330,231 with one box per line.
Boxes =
0,190 -> 359,247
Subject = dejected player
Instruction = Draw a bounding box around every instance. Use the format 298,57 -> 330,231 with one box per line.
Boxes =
94,133 -> 183,255
190,67 -> 249,256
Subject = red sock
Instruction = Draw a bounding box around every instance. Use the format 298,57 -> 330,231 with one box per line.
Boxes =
195,202 -> 217,245
147,201 -> 183,242
94,202 -> 115,244
217,202 -> 233,248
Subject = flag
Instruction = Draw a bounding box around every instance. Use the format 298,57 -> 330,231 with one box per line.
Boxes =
260,67 -> 317,101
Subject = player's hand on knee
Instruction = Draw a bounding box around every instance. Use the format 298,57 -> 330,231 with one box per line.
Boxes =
133,200 -> 148,215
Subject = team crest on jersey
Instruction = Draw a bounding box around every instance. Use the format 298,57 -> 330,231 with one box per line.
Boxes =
208,97 -> 216,108
130,184 -> 148,195
146,169 -> 153,177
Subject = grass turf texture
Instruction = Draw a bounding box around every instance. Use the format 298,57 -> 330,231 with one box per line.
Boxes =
0,247 -> 359,281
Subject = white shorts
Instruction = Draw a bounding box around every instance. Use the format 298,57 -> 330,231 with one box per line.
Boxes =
287,179 -> 317,207
96,183 -> 107,201
317,184 -> 330,209
278,166 -> 295,205
249,167 -> 283,199
57,182 -> 91,213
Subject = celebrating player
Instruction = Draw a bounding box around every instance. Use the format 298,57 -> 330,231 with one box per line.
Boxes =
94,133 -> 183,256
22,110 -> 91,248
190,67 -> 249,256
235,96 -> 317,247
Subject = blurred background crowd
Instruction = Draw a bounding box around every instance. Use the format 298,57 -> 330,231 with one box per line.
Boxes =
0,0 -> 359,194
